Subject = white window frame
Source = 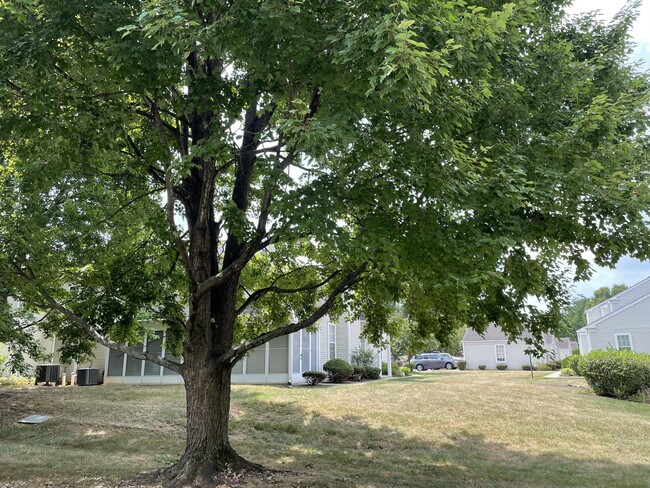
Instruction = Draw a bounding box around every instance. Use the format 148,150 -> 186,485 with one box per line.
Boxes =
328,322 -> 336,360
614,333 -> 633,351
494,344 -> 507,363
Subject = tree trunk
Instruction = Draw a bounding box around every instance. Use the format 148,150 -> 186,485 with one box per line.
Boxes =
161,356 -> 263,487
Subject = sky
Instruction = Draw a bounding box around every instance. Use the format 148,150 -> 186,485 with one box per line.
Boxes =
561,0 -> 650,298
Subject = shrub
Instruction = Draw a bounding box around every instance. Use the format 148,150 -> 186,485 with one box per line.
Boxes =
351,365 -> 365,381
522,364 -> 538,371
559,368 -> 575,377
392,368 -> 404,377
496,364 -> 508,371
478,364 -> 486,370
457,360 -> 466,371
545,361 -> 561,370
302,371 -> 327,386
381,361 -> 388,375
563,354 -> 582,376
580,350 -> 650,399
399,366 -> 411,376
323,359 -> 354,383
350,347 -> 377,369
0,375 -> 34,386
365,367 -> 381,379
538,363 -> 554,371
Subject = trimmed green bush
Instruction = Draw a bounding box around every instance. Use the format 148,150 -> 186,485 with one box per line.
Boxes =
522,364 -> 538,371
381,361 -> 388,375
580,350 -> 650,399
563,354 -> 582,376
545,361 -> 561,370
365,367 -> 381,379
323,359 -> 354,383
302,371 -> 327,385
496,364 -> 508,371
457,360 -> 466,371
399,366 -> 411,376
478,364 -> 486,370
351,365 -> 365,381
559,368 -> 575,377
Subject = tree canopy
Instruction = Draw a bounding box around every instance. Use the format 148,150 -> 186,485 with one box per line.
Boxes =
1,0 -> 649,484
561,283 -> 628,338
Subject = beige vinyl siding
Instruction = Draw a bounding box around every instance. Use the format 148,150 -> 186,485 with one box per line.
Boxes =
319,316 -> 330,368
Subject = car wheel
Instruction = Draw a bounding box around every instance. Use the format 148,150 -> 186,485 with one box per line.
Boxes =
445,362 -> 453,370
416,364 -> 424,372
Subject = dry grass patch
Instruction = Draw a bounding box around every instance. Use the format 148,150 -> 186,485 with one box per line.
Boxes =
0,372 -> 649,487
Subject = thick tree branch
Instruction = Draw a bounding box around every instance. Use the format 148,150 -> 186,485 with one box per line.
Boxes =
236,269 -> 342,315
224,263 -> 367,365
11,265 -> 183,373
194,240 -> 269,298
148,98 -> 195,284
5,79 -> 26,96
95,187 -> 164,227
256,88 -> 321,236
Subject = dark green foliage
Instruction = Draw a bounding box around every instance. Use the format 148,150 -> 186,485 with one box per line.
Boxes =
323,359 -> 354,383
563,353 -> 583,375
545,361 -> 561,370
351,365 -> 365,381
457,360 -> 467,371
398,366 -> 411,376
302,371 -> 327,386
580,350 -> 650,399
1,0 -> 650,474
496,364 -> 508,371
478,365 -> 486,371
538,363 -> 554,371
381,361 -> 388,376
364,367 -> 381,380
522,364 -> 538,371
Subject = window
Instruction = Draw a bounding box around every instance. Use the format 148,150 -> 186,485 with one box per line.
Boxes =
328,323 -> 336,360
615,334 -> 633,351
144,330 -> 164,376
495,344 -> 506,363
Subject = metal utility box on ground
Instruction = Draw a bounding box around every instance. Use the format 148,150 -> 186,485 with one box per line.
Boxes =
76,368 -> 99,386
35,364 -> 60,385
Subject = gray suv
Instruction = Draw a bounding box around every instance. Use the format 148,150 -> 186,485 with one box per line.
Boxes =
412,353 -> 457,371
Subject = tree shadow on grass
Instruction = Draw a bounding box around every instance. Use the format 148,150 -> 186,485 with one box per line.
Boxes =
231,388 -> 650,488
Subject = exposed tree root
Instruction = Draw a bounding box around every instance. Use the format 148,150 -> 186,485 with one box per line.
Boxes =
154,446 -> 267,487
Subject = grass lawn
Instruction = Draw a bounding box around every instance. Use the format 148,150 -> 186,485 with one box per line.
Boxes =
0,371 -> 649,487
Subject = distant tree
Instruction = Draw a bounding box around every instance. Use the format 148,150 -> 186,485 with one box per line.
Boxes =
561,284 -> 628,338
389,310 -> 463,360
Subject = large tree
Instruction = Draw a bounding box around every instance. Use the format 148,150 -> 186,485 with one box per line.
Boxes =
1,0 -> 649,485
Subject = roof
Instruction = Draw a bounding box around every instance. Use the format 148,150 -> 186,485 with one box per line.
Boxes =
577,292 -> 650,333
462,323 -> 557,344
585,275 -> 650,314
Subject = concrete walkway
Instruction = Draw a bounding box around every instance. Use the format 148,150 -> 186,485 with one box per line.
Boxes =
544,370 -> 562,378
